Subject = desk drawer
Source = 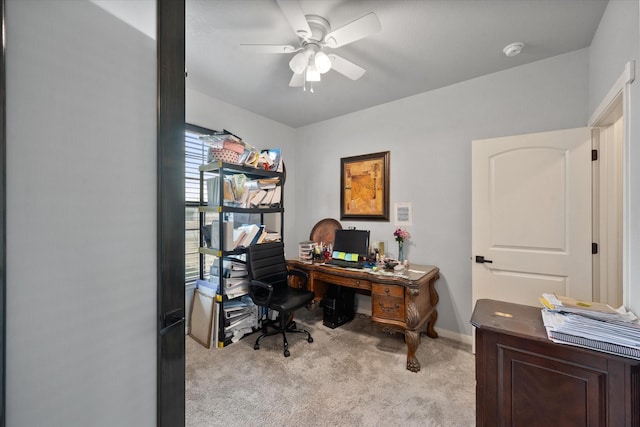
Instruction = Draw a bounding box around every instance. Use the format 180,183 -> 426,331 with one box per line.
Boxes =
372,284 -> 405,322
314,271 -> 371,290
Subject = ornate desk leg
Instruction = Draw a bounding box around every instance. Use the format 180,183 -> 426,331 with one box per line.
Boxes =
426,309 -> 439,338
405,300 -> 422,372
405,329 -> 421,372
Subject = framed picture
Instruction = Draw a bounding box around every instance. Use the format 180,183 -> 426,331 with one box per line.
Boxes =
340,151 -> 390,221
394,202 -> 413,226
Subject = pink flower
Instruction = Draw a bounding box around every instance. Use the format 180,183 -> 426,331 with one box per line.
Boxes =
393,227 -> 411,243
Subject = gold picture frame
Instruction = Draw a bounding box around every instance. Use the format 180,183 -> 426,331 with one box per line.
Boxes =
340,151 -> 390,221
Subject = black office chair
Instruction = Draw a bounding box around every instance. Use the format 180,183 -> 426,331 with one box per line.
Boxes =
246,241 -> 314,357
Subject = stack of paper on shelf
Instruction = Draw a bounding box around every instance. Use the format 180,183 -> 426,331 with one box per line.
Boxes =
540,293 -> 640,360
222,296 -> 260,344
222,257 -> 248,278
257,177 -> 279,189
263,229 -> 282,243
223,278 -> 249,299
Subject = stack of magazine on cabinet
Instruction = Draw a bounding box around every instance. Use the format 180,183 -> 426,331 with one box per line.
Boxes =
540,293 -> 640,360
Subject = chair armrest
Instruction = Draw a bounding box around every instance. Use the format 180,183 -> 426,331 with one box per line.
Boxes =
248,279 -> 273,306
287,268 -> 309,290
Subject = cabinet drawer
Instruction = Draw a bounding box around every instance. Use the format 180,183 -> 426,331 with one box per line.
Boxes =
372,295 -> 405,322
372,283 -> 404,298
372,284 -> 405,322
314,271 -> 370,290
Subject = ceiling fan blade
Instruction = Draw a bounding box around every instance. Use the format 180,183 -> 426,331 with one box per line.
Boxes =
328,54 -> 366,80
324,12 -> 381,48
276,0 -> 312,39
289,72 -> 304,87
239,44 -> 298,54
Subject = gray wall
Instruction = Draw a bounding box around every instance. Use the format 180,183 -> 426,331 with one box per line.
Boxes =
6,1 -> 157,425
294,49 -> 589,338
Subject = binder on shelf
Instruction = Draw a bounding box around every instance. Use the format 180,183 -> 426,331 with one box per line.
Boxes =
236,224 -> 261,247
223,278 -> 249,298
211,298 -> 220,349
224,312 -> 253,328
206,176 -> 220,206
269,186 -> 282,207
224,268 -> 248,278
248,189 -> 266,207
232,229 -> 247,249
222,257 -> 247,278
259,189 -> 275,207
224,277 -> 248,289
256,227 -> 268,244
223,179 -> 234,202
225,306 -> 253,319
249,225 -> 265,246
211,220 -> 235,251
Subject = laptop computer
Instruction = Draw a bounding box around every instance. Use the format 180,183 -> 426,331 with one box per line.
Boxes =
326,229 -> 370,269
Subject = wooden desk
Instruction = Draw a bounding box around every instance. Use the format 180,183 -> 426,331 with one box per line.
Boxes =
287,260 -> 440,372
472,299 -> 640,426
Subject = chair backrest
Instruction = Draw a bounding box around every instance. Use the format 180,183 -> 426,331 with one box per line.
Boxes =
246,241 -> 288,289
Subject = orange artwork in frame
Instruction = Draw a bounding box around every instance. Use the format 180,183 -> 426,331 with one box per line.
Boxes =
340,151 -> 390,221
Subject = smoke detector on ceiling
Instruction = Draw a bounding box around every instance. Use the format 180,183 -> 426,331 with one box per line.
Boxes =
503,42 -> 524,57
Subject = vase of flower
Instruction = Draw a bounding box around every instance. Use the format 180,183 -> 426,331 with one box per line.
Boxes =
393,227 -> 411,262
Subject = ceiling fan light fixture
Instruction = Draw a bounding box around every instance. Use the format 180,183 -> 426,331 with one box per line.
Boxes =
314,51 -> 332,73
305,64 -> 321,82
289,51 -> 307,74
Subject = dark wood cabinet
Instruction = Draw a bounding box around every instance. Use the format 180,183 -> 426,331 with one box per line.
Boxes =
472,299 -> 640,426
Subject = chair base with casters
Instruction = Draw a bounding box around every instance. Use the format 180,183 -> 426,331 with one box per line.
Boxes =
254,310 -> 313,357
246,241 -> 315,357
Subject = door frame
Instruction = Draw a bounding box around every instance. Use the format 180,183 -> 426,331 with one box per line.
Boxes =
588,61 -> 635,309
0,0 -> 5,424
157,0 -> 186,426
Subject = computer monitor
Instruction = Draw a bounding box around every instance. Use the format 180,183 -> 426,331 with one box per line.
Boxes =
332,229 -> 370,259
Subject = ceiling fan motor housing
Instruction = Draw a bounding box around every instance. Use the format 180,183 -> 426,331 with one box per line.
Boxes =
305,15 -> 331,43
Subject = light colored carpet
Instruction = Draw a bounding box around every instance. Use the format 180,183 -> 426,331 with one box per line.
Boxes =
186,308 -> 475,427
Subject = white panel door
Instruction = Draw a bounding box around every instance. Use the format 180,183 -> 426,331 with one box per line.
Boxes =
472,127 -> 592,308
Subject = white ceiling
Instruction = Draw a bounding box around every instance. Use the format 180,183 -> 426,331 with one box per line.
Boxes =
186,0 -> 608,128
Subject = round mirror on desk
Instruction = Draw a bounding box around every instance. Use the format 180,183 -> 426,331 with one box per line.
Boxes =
309,218 -> 342,246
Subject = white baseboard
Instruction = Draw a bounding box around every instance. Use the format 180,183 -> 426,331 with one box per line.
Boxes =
434,328 -> 473,346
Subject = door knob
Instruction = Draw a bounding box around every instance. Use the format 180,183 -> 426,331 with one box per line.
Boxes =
475,255 -> 493,264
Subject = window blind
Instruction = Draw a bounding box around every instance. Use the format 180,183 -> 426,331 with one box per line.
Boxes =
185,124 -> 212,285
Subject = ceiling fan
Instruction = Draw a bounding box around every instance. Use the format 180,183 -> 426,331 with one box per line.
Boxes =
241,0 -> 381,91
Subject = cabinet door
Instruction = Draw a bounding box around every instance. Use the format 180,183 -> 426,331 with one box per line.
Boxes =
499,345 -> 606,426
